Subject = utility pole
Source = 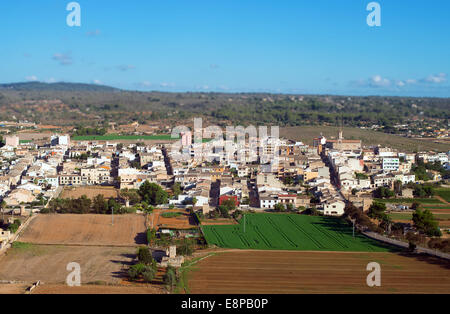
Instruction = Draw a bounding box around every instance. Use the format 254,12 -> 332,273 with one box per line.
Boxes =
111,206 -> 114,226
351,218 -> 356,238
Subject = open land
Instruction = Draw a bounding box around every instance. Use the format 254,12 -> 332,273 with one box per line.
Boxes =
148,209 -> 197,231
60,186 -> 119,199
18,214 -> 147,246
202,213 -> 393,252
187,250 -> 450,294
281,126 -> 450,152
0,244 -> 136,284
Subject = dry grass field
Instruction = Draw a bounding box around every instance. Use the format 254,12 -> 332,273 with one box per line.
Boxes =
60,186 -> 119,199
187,250 -> 450,294
18,214 -> 147,246
0,245 -> 136,284
32,284 -> 165,294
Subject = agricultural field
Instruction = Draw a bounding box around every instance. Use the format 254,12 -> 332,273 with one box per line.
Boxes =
148,209 -> 197,231
388,213 -> 450,220
187,250 -> 450,294
280,126 -> 450,152
72,134 -> 178,141
201,218 -> 238,226
0,283 -> 30,294
32,284 -> 164,294
18,214 -> 147,246
0,244 -> 136,284
202,213 -> 392,252
374,198 -> 443,204
435,188 -> 450,203
60,186 -> 119,199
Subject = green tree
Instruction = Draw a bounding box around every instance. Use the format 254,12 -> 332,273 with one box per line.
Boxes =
368,201 -> 387,220
137,246 -> 154,265
178,239 -> 195,256
92,194 -> 108,214
138,181 -> 168,205
412,208 -> 441,237
142,268 -> 156,283
274,203 -> 286,212
172,183 -> 182,197
163,266 -> 178,290
146,228 -> 156,244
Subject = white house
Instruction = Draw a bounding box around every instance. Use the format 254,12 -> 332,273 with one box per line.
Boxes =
323,200 -> 345,216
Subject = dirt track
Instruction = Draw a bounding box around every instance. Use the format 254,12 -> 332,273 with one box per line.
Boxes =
18,214 -> 147,246
187,250 -> 450,294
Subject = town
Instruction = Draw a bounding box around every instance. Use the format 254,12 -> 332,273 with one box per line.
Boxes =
0,122 -> 449,293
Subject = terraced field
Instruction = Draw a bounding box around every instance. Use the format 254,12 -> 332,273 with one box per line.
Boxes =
202,213 -> 392,252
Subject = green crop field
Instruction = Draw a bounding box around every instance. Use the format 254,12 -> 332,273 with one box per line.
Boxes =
202,213 -> 392,252
435,188 -> 450,203
161,211 -> 184,218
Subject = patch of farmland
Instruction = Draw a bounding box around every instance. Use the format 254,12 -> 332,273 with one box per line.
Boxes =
0,245 -> 137,284
374,198 -> 443,204
202,213 -> 392,252
148,209 -> 197,230
60,186 -> 119,199
18,214 -> 147,246
435,188 -> 450,203
187,251 -> 450,294
32,284 -> 164,294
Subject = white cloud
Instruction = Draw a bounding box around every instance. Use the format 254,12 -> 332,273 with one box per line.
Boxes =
423,73 -> 447,84
369,75 -> 391,87
141,81 -> 152,87
52,52 -> 73,65
25,75 -> 38,81
160,82 -> 175,88
92,79 -> 102,85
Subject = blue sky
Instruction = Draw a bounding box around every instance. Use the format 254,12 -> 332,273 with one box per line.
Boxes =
0,0 -> 449,96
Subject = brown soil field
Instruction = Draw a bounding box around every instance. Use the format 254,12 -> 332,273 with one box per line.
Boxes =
18,214 -> 147,246
148,209 -> 197,230
0,245 -> 137,284
187,250 -> 450,294
0,283 -> 29,294
32,283 -> 164,294
60,186 -> 119,199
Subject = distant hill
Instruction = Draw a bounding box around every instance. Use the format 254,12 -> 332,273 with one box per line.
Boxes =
0,82 -> 119,92
0,82 -> 448,140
